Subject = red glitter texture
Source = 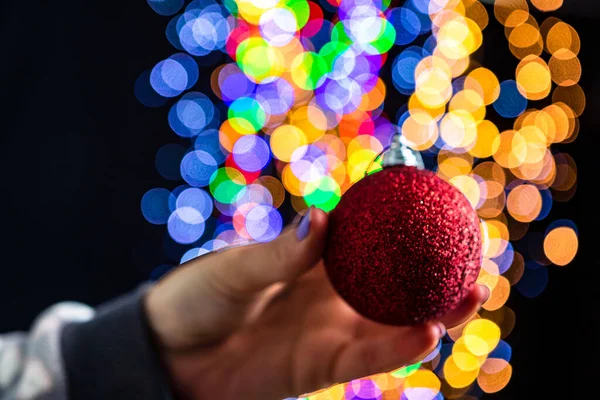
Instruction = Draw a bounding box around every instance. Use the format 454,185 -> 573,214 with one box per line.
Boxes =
325,166 -> 482,326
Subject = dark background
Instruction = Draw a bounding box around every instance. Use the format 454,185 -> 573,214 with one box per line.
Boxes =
1,1 -> 598,398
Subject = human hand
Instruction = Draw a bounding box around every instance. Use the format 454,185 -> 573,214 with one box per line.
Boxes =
144,207 -> 489,400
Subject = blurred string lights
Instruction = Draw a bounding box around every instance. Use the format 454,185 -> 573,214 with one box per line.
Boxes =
136,0 -> 582,398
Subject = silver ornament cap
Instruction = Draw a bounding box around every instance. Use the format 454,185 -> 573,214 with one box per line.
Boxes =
381,133 -> 425,170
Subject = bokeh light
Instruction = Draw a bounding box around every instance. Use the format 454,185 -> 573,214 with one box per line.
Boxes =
138,0 -> 582,398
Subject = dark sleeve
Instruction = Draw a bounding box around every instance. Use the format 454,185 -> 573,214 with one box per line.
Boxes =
60,286 -> 175,400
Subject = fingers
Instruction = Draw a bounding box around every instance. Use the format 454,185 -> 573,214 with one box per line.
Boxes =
329,323 -> 443,384
204,207 -> 329,299
441,284 -> 489,328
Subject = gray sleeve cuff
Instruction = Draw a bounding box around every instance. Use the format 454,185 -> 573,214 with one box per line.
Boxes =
60,285 -> 175,400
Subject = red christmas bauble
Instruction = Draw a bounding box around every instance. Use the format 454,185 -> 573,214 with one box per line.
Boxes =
325,166 -> 482,326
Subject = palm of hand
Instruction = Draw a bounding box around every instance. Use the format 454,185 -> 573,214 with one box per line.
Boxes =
168,263 -> 440,400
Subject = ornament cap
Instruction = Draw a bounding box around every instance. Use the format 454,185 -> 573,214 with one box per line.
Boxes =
381,134 -> 425,170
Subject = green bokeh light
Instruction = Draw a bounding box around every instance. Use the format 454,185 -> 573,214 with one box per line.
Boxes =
210,167 -> 247,204
304,176 -> 341,212
228,97 -> 266,133
391,362 -> 422,378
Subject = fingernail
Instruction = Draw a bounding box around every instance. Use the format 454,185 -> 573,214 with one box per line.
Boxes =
481,285 -> 491,303
296,207 -> 313,241
436,323 -> 447,339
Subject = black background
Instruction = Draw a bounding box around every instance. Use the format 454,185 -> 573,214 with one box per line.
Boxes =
1,1 -> 598,398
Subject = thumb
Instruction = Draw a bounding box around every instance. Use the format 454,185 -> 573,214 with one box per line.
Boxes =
206,206 -> 329,299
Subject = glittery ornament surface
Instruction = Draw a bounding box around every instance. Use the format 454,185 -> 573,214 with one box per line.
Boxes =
325,166 -> 482,326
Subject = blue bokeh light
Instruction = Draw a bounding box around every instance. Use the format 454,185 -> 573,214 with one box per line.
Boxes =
167,207 -> 206,244
147,0 -> 185,16
150,58 -> 188,98
175,187 -> 214,221
194,129 -> 229,164
492,241 -> 515,274
180,150 -> 219,187
169,53 -> 199,90
493,80 -> 528,118
169,92 -> 215,137
233,135 -> 271,172
155,143 -> 186,180
546,219 -> 579,236
535,189 -> 553,221
180,247 -> 210,264
515,262 -> 549,298
134,70 -> 168,108
391,46 -> 424,95
245,205 -> 282,242
141,188 -> 172,225
387,7 -> 420,45
488,340 -> 512,362
178,6 -> 231,56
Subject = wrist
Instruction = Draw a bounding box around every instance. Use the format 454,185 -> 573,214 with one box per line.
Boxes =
143,287 -> 202,400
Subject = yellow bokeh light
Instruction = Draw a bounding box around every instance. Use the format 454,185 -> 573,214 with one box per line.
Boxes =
482,276 -> 511,311
370,373 -> 403,392
444,354 -> 480,388
508,24 -> 543,59
465,0 -> 489,30
464,319 -> 501,356
348,150 -> 379,182
548,49 -> 582,87
516,55 -> 552,100
494,0 -> 529,26
551,153 -> 577,191
473,161 -> 506,187
402,111 -> 440,151
313,134 -> 347,161
482,233 -> 509,260
219,119 -> 245,152
505,252 -> 525,286
492,130 -> 527,169
478,360 -> 513,393
552,84 -> 586,117
449,89 -> 486,121
466,68 -> 500,105
468,120 -> 500,158
437,17 -> 482,60
544,226 -> 578,266
519,125 -> 548,164
453,337 -> 487,366
408,93 -> 446,121
358,77 -> 386,112
404,369 -> 441,392
450,175 -> 481,209
542,103 -> 572,143
289,105 -> 327,143
504,9 -> 530,29
282,164 -> 304,196
546,21 -> 581,56
270,124 -> 307,162
257,176 -> 286,209
438,157 -> 474,181
440,110 -> 478,148
477,193 -> 505,219
507,184 -> 542,222
527,110 -> 557,144
347,135 -> 383,159
302,382 -> 346,400
415,56 -> 454,108
508,22 -> 540,48
531,0 -> 563,11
